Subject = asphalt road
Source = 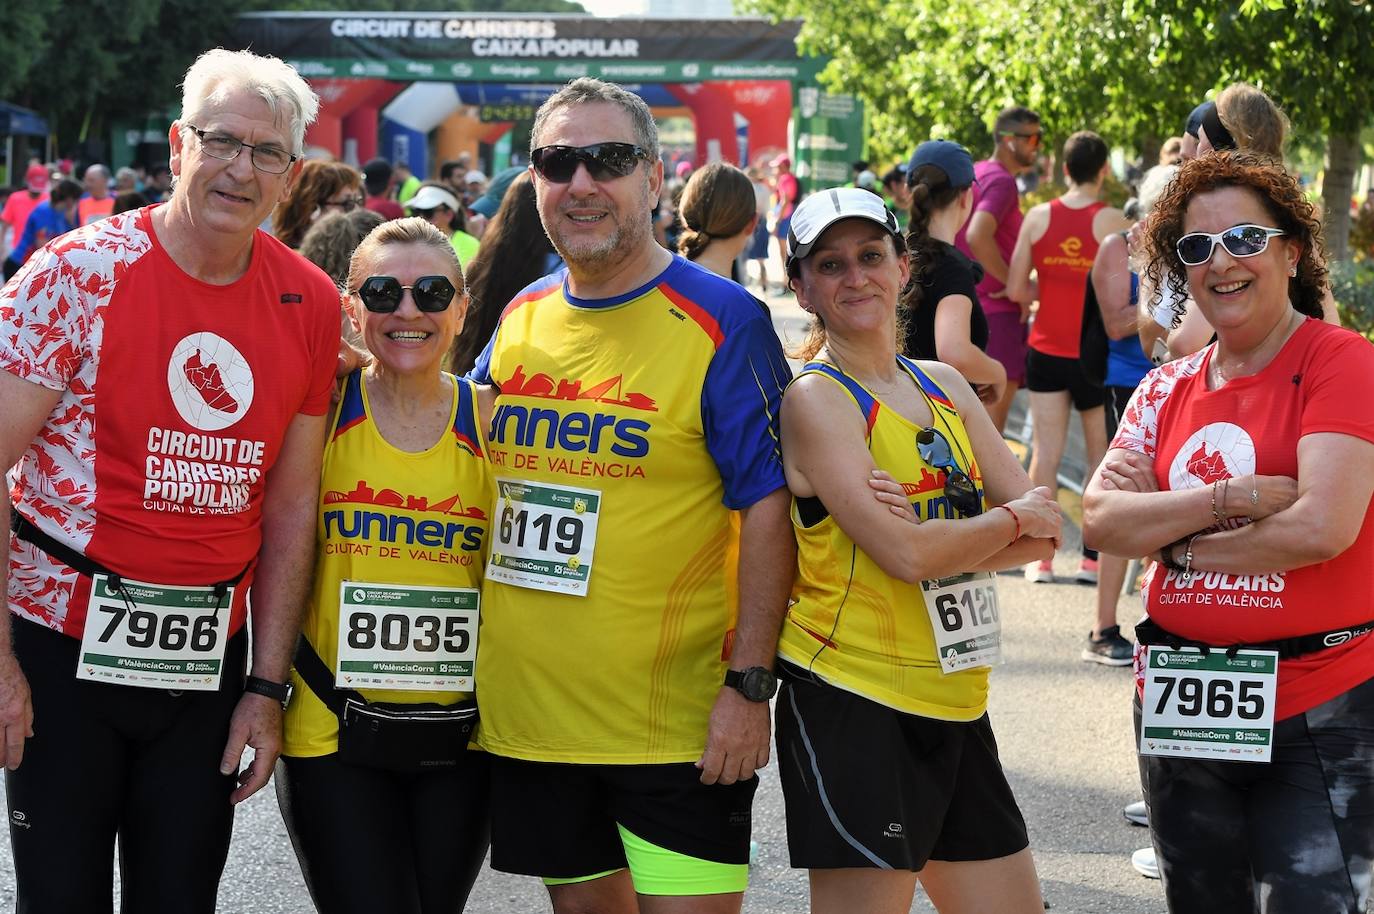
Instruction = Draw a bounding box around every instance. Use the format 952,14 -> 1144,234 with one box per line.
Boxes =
0,291 -> 1165,913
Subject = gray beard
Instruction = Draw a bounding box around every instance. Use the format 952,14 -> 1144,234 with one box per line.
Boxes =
549,210 -> 652,275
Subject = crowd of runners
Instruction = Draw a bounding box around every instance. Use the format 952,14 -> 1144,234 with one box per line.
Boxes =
0,46 -> 1371,914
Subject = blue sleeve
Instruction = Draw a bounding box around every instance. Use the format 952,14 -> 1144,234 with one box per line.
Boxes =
464,324 -> 498,387
701,303 -> 792,509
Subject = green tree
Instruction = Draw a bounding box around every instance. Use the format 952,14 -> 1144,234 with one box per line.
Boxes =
0,0 -> 60,102
744,0 -> 1372,257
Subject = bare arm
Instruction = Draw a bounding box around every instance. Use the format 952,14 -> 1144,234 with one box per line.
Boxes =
1185,433 -> 1373,573
964,211 -> 1009,289
932,294 -> 1008,389
1005,206 -> 1046,307
782,367 -> 1058,584
0,371 -> 64,770
1093,235 -> 1138,341
219,410 -> 325,804
1167,302 -> 1216,360
697,487 -> 793,786
1083,447 -> 1296,556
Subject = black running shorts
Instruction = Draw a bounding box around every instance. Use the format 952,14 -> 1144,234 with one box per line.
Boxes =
487,756 -> 757,880
1025,347 -> 1106,411
776,663 -> 1029,870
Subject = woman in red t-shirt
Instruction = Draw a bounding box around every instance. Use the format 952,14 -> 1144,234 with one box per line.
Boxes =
1082,153 -> 1374,914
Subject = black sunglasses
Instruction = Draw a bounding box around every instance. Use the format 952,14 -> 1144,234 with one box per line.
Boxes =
530,143 -> 650,184
1176,224 -> 1286,267
916,427 -> 982,518
354,275 -> 457,313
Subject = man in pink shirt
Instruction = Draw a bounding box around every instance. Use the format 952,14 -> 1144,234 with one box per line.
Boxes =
955,106 -> 1041,431
1,164 -> 50,264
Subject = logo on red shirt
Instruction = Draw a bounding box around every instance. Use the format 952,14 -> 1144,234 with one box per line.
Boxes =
166,333 -> 255,431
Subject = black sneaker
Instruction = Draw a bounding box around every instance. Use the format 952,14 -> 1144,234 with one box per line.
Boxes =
1082,625 -> 1133,666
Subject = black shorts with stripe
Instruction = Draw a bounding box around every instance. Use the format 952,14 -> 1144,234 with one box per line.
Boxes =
775,662 -> 1029,870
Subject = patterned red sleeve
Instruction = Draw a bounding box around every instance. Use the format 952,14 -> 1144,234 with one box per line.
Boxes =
1109,350 -> 1207,458
0,244 -> 91,391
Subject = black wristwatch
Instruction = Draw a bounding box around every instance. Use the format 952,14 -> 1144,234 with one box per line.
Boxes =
723,666 -> 778,702
244,675 -> 293,709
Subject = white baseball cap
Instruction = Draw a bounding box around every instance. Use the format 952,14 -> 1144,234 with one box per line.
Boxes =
463,169 -> 488,185
787,187 -> 901,270
408,185 -> 461,212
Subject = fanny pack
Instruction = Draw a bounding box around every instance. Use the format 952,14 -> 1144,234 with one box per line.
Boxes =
10,511 -> 248,597
293,636 -> 476,772
1134,616 -> 1374,660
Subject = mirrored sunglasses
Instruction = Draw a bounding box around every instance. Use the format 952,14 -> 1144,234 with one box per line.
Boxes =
1176,224 -> 1286,267
916,427 -> 982,518
530,143 -> 650,184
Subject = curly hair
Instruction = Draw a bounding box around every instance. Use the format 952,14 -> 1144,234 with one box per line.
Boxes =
272,160 -> 363,249
676,163 -> 756,262
1143,152 -> 1327,325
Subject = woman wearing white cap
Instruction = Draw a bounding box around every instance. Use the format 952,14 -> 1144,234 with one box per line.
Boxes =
776,187 -> 1059,913
408,182 -> 481,270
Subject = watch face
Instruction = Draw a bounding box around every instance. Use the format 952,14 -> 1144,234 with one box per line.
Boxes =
741,668 -> 778,702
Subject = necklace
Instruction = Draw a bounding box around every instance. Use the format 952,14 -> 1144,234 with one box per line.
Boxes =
1209,309 -> 1302,389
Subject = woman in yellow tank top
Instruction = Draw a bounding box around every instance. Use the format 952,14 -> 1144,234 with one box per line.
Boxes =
776,188 -> 1062,913
275,218 -> 494,913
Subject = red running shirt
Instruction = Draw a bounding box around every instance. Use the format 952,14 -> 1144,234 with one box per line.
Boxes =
1113,319 -> 1374,720
1027,198 -> 1104,358
1,206 -> 340,638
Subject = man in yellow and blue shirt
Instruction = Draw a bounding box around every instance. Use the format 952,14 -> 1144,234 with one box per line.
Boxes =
468,77 -> 793,913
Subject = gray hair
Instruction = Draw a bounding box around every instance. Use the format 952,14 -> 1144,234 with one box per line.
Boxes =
84,164 -> 111,181
178,48 -> 320,154
530,78 -> 659,161
1137,164 -> 1179,218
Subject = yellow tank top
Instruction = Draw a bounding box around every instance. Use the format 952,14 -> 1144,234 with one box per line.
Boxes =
283,369 -> 493,757
778,357 -> 991,720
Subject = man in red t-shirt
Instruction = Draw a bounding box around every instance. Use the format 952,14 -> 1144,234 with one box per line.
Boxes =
956,106 -> 1042,432
1007,131 -> 1131,649
1,164 -> 49,266
0,49 -> 338,910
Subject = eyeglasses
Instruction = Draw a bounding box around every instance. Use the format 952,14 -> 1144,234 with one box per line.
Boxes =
184,125 -> 298,175
1000,130 -> 1043,148
322,196 -> 364,212
530,143 -> 651,184
354,275 -> 457,313
1176,224 -> 1286,267
916,427 -> 982,518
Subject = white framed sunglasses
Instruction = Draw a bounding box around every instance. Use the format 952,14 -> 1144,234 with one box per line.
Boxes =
1176,224 -> 1286,267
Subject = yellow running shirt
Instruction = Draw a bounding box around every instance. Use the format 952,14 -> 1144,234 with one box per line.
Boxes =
283,369 -> 492,757
469,256 -> 790,764
778,357 -> 991,721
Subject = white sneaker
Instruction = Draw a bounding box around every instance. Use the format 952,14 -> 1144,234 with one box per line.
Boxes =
1025,560 -> 1054,583
1131,846 -> 1160,879
1122,799 -> 1148,826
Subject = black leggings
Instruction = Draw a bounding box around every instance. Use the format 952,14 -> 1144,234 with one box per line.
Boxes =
5,614 -> 246,914
1136,675 -> 1374,913
276,750 -> 491,914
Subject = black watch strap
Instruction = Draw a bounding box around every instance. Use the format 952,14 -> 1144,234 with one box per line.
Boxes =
723,666 -> 778,702
244,675 -> 291,707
